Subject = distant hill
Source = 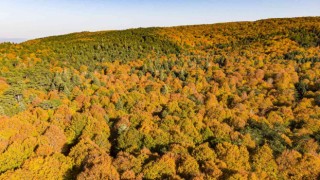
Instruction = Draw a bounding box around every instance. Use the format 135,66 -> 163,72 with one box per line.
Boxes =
0,38 -> 27,43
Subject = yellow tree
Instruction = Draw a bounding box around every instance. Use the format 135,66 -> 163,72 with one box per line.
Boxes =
252,144 -> 278,179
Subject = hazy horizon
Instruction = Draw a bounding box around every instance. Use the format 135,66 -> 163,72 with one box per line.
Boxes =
0,38 -> 27,43
1,0 -> 319,40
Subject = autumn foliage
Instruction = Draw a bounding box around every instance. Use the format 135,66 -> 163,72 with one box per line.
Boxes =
0,17 -> 320,179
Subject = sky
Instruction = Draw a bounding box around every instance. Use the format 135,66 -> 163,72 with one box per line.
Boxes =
0,0 -> 319,40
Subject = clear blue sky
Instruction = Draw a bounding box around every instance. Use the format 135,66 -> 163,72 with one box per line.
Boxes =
0,0 -> 319,39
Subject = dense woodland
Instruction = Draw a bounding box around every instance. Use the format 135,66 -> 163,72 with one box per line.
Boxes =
0,17 -> 320,179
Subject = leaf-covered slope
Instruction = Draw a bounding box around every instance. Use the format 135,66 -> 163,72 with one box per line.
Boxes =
24,28 -> 181,69
0,17 -> 320,179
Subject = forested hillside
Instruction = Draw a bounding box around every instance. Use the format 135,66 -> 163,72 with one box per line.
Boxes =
0,17 -> 320,179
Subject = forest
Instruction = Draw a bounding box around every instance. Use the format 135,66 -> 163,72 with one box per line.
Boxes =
0,17 -> 320,179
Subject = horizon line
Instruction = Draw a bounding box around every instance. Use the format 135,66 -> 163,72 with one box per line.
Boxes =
2,15 -> 319,44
